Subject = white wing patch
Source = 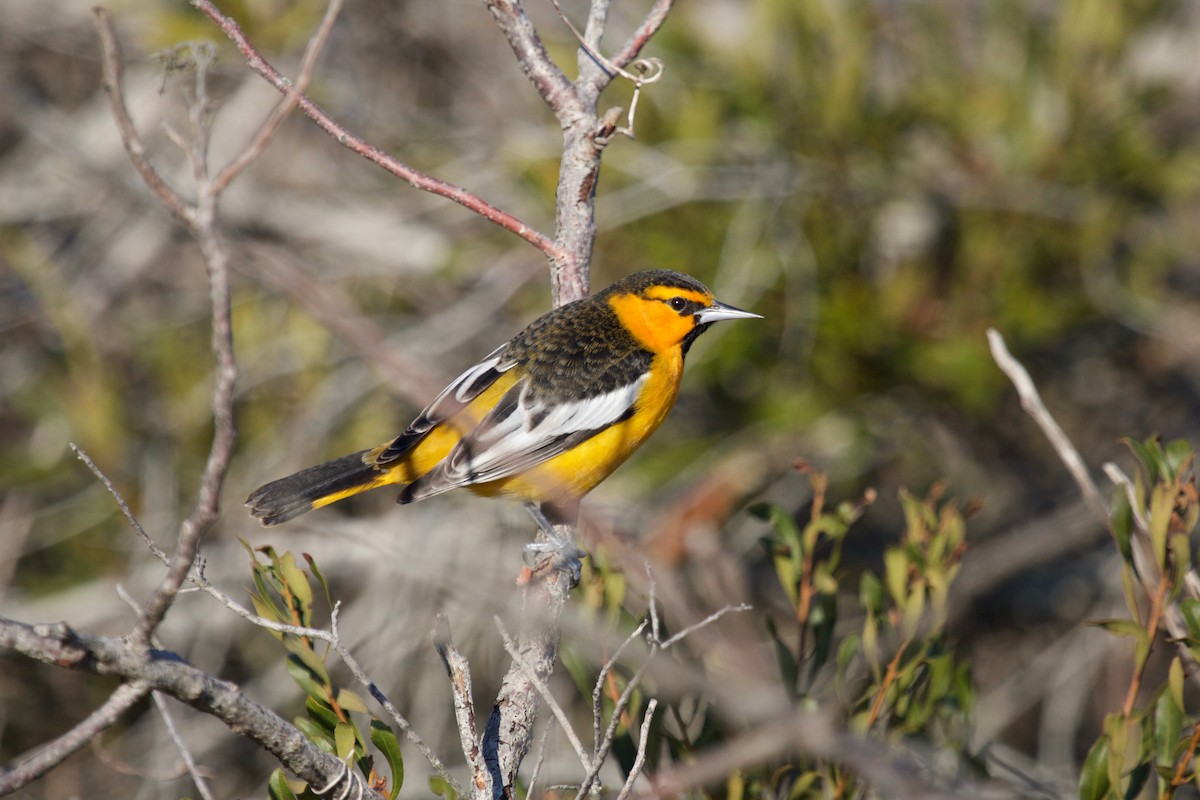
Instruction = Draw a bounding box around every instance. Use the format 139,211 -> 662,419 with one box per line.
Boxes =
376,345 -> 515,465
404,372 -> 648,500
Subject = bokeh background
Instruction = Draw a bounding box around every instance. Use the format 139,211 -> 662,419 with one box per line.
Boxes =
3,0 -> 1200,796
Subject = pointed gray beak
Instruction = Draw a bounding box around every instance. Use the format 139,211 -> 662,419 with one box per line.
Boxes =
695,300 -> 762,325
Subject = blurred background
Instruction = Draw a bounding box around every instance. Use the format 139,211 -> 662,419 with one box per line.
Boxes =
3,0 -> 1200,796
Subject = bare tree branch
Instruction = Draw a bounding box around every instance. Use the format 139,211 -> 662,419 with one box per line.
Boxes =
482,0 -> 583,122
986,329 -> 1108,521
93,7 -> 194,224
434,615 -> 491,797
211,0 -> 344,192
615,698 -> 656,800
496,617 -> 593,773
188,0 -> 564,261
0,617 -> 385,798
0,680 -> 150,795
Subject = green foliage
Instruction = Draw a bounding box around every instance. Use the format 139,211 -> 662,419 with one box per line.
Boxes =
245,545 -> 403,799
1079,438 -> 1200,799
568,474 -> 974,797
750,478 -> 972,794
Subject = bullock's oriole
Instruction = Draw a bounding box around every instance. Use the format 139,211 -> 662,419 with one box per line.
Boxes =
246,269 -> 760,525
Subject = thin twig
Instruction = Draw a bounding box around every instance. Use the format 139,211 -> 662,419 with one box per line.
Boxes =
0,680 -> 151,794
92,8 -> 195,226
592,619 -> 648,758
212,0 -> 345,192
69,442 -> 165,562
433,615 -> 491,797
525,722 -> 553,800
659,603 -> 751,650
189,0 -> 563,261
152,691 -> 217,800
615,699 -> 657,800
986,329 -> 1108,521
495,617 -> 593,773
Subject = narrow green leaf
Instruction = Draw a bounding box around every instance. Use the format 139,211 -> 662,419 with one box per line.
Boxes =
1149,484 -> 1173,570
371,720 -> 405,800
267,767 -> 300,800
294,717 -> 336,752
280,552 -> 314,617
1155,689 -> 1183,770
1163,439 -> 1193,479
1078,736 -> 1110,800
286,653 -> 330,700
884,549 -> 908,609
305,696 -> 340,733
303,552 -> 334,609
765,616 -> 799,694
1169,657 -> 1185,710
285,639 -> 331,686
859,572 -> 884,615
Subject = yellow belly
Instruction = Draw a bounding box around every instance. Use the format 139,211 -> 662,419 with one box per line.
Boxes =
326,351 -> 683,507
476,351 -> 683,502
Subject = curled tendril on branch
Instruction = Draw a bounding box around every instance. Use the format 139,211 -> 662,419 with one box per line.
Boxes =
549,0 -> 665,141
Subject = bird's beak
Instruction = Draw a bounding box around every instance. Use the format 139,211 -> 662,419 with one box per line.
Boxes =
696,301 -> 762,324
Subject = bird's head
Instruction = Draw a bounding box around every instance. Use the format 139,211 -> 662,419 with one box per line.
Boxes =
603,269 -> 761,355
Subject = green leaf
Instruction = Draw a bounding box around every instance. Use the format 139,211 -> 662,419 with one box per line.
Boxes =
287,653 -> 330,700
285,640 -> 331,686
1078,736 -> 1111,800
305,696 -> 340,733
303,552 -> 334,610
371,720 -> 405,800
1149,484 -> 1173,570
334,721 -> 355,760
1179,599 -> 1200,640
267,768 -> 301,800
1109,489 -> 1134,566
337,689 -> 369,714
295,717 -> 336,752
884,548 -> 908,609
859,572 -> 884,615
280,552 -> 314,618
429,775 -> 458,799
1169,657 -> 1185,710
1155,689 -> 1183,770
1163,439 -> 1193,479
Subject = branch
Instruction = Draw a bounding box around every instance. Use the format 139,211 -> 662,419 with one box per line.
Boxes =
986,329 -> 1108,521
0,617 -> 385,798
496,617 -> 593,773
482,0 -> 583,123
0,680 -> 150,794
211,0 -> 344,192
188,0 -> 564,261
434,616 -> 491,797
92,7 -> 194,225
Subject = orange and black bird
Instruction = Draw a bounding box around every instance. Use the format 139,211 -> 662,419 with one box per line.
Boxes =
246,269 -> 761,526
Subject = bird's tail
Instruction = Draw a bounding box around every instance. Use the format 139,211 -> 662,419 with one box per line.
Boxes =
246,450 -> 393,526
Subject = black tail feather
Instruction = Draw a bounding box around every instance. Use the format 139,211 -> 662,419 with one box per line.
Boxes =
246,450 -> 378,526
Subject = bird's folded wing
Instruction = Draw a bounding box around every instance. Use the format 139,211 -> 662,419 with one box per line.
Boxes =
374,345 -> 516,465
402,372 -> 648,501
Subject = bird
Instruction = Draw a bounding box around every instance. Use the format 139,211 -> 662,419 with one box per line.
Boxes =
246,269 -> 761,527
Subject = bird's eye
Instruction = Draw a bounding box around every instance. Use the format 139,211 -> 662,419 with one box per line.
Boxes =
669,297 -> 688,312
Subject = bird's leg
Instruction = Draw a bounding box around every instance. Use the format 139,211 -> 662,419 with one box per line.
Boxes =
522,501 -> 584,585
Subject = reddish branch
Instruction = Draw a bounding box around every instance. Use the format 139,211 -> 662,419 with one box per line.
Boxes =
189,0 -> 564,263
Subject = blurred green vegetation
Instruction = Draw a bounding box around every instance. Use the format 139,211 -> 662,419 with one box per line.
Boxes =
3,0 -> 1196,613
3,0 -> 1200,791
